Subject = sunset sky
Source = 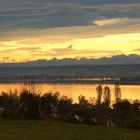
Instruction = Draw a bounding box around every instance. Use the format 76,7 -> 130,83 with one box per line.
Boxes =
0,0 -> 140,62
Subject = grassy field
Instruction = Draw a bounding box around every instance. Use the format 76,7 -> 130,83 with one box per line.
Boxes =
0,119 -> 139,140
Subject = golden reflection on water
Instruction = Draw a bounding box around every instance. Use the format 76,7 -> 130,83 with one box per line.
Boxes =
0,83 -> 139,102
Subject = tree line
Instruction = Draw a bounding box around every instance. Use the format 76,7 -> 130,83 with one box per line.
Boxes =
0,83 -> 139,129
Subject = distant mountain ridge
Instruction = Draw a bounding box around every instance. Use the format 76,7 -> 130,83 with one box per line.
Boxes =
1,54 -> 140,67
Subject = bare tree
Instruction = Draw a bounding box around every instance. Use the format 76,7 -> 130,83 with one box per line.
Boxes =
96,84 -> 102,106
21,76 -> 41,94
114,82 -> 121,103
103,86 -> 111,107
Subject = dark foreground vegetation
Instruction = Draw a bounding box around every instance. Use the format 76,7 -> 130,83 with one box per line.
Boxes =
0,83 -> 139,130
0,119 -> 140,140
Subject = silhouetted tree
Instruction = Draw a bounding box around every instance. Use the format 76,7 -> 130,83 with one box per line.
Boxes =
22,77 -> 41,94
0,91 -> 19,117
96,84 -> 102,106
0,83 -> 139,129
40,92 -> 59,114
132,100 -> 140,116
112,99 -> 140,128
114,82 -> 121,103
58,96 -> 72,118
78,95 -> 88,106
103,86 -> 111,108
113,99 -> 131,120
19,89 -> 40,118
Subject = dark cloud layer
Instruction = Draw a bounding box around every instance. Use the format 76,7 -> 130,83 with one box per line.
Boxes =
0,0 -> 140,30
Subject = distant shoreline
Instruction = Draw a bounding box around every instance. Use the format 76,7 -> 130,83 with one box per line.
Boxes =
0,79 -> 140,85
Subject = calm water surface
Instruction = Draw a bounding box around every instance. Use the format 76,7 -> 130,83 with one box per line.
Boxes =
0,83 -> 139,102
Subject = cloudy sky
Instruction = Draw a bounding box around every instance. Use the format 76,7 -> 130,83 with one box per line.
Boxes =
0,0 -> 140,62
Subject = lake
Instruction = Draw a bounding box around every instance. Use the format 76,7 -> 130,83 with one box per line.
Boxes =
0,83 -> 139,103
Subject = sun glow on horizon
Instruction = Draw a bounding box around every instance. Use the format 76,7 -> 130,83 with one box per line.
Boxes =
0,31 -> 140,62
0,1 -> 139,62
